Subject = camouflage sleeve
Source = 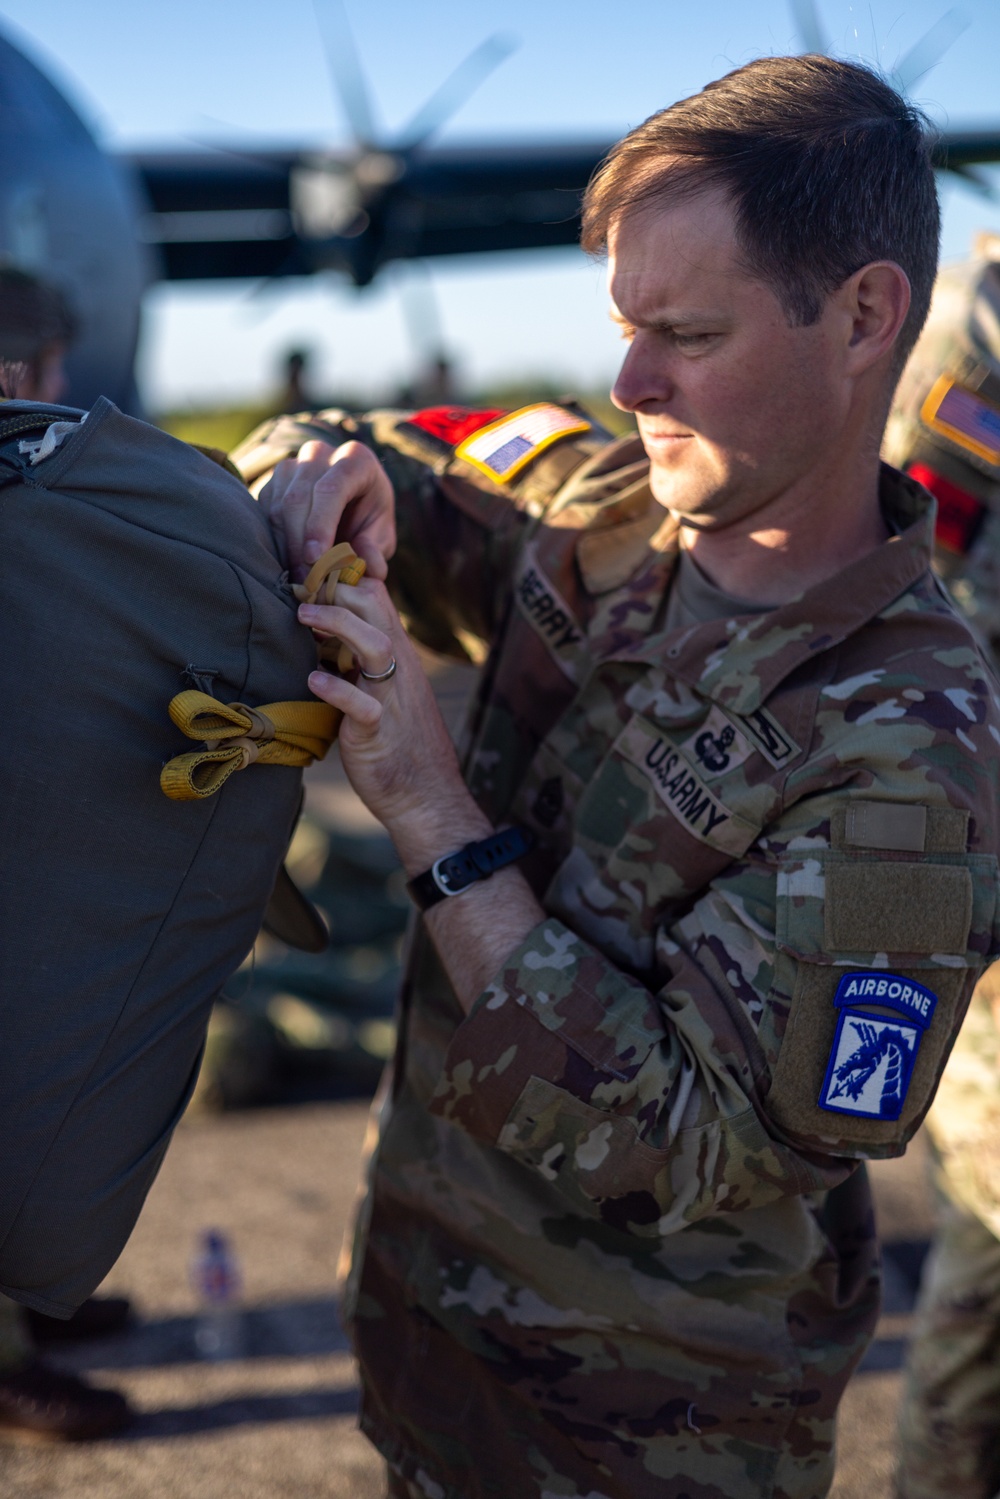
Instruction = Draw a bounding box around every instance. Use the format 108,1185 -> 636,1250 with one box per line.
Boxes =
428,766 -> 1000,1236
231,409 -> 542,659
427,917 -> 847,1237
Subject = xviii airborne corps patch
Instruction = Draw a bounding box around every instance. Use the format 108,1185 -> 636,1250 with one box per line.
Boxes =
819,972 -> 938,1121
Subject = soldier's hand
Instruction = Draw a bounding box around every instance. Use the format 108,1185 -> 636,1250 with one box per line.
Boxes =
299,579 -> 488,872
259,439 -> 396,583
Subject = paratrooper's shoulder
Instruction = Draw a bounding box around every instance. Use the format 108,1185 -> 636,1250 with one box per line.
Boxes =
368,399 -> 634,505
228,398 -> 658,555
230,408 -> 358,489
371,400 -> 653,538
375,401 -> 660,585
807,591 -> 1000,850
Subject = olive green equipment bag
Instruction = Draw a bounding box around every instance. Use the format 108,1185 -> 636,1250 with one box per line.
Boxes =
0,398 -> 358,1316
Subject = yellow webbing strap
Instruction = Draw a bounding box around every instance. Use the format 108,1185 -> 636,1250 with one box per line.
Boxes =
293,541 -> 367,602
160,544 -> 365,801
292,542 -> 367,672
160,694 -> 340,801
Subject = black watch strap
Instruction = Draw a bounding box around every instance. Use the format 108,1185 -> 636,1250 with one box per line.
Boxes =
407,826 -> 535,911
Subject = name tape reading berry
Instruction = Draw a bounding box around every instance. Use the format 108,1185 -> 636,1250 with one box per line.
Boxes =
513,547 -> 588,683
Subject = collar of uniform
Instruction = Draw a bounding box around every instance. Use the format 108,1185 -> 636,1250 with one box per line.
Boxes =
573,479 -> 675,594
611,463 -> 935,715
539,434 -> 674,596
541,432 -> 647,533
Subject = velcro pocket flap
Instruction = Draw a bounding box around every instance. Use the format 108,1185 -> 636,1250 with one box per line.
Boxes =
776,851 -> 997,969
824,862 -> 972,954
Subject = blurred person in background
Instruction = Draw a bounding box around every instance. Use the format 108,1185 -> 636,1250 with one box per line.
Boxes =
0,266 -> 76,403
0,265 -> 133,1441
279,346 -> 314,414
883,235 -> 1000,1499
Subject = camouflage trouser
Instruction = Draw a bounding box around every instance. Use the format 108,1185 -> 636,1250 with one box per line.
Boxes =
0,1294 -> 31,1374
896,1192 -> 1000,1499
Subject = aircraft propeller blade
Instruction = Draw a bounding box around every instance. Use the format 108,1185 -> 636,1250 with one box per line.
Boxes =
789,0 -> 830,56
891,8 -> 969,93
184,125 -> 295,172
392,33 -> 519,151
313,0 -> 379,146
395,261 -> 446,364
947,162 -> 998,202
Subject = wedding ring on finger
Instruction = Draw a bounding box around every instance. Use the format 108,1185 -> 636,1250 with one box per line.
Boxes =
359,657 -> 397,682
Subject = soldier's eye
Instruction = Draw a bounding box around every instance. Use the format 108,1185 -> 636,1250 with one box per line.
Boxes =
671,331 -> 716,348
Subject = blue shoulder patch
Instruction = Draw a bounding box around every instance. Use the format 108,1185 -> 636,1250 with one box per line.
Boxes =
819,972 -> 938,1122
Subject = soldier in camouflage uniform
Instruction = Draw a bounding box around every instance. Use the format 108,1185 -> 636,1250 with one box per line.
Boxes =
883,239 -> 1000,1499
236,58 -> 1000,1499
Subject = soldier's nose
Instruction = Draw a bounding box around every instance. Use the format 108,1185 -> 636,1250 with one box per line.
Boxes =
611,341 -> 673,412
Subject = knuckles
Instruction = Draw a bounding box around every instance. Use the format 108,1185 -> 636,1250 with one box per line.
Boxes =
297,439 -> 338,463
316,439 -> 381,485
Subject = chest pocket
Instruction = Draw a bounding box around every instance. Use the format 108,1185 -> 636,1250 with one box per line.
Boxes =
766,804 -> 1000,1158
530,709 -> 777,976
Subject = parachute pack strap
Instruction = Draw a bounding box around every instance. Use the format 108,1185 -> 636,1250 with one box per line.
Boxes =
160,546 -> 364,801
293,543 -> 367,605
291,543 -> 367,672
0,411 -> 62,443
0,411 -> 62,478
160,692 -> 341,801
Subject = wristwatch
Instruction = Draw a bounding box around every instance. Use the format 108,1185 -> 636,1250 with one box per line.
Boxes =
406,826 -> 535,911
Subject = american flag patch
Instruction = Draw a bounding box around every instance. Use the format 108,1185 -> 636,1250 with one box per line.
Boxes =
454,403 -> 590,484
921,375 -> 1000,468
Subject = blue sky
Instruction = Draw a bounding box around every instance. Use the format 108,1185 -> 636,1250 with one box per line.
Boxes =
5,0 -> 1000,408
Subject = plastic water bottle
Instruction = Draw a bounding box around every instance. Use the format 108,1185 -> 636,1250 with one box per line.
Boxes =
190,1228 -> 243,1360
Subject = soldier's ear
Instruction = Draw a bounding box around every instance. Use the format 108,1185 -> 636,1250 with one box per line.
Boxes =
839,261 -> 911,375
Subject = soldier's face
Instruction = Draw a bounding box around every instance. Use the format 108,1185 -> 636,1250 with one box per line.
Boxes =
608,187 -> 848,529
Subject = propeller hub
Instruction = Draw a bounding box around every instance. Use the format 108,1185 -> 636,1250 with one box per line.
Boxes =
355,151 -> 404,189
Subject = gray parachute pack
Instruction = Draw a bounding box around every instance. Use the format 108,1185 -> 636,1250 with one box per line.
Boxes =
0,397 -> 319,1314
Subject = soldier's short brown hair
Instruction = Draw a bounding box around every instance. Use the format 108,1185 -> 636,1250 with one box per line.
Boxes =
582,55 -> 939,365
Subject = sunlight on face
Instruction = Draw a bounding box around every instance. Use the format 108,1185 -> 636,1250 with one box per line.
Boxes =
608,187 -> 846,531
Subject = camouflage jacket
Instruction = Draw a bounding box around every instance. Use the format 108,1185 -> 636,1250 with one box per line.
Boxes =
236,405 -> 1000,1499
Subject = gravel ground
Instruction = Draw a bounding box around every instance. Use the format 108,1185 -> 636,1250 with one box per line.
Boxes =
0,1096 -> 934,1499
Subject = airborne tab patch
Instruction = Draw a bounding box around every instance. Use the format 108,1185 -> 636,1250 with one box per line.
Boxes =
455,404 -> 590,485
819,971 -> 938,1121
